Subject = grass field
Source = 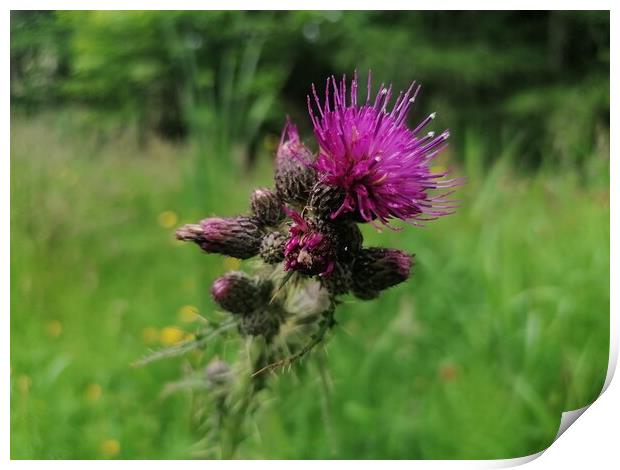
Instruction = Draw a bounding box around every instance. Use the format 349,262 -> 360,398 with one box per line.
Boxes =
10,112 -> 610,459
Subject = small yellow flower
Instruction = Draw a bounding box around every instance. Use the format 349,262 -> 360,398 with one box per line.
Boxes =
178,305 -> 199,323
17,375 -> 32,395
85,383 -> 102,403
223,257 -> 241,271
141,327 -> 159,345
157,210 -> 178,229
100,439 -> 121,457
160,326 -> 185,346
46,320 -> 63,338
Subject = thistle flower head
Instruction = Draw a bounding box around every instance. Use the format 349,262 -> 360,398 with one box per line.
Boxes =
308,73 -> 459,227
283,208 -> 336,277
239,309 -> 282,340
176,216 -> 264,259
351,247 -> 413,299
274,120 -> 317,205
211,271 -> 272,315
250,188 -> 284,226
171,71 -> 461,383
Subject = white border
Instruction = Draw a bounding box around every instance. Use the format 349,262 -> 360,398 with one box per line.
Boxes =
4,3 -> 616,467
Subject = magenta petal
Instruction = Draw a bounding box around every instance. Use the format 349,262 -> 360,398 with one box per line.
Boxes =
308,73 -> 461,227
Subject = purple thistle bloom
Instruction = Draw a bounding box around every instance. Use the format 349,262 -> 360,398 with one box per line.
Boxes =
307,72 -> 459,227
283,208 -> 336,277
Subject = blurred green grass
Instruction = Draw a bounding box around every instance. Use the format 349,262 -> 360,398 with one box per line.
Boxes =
10,112 -> 609,459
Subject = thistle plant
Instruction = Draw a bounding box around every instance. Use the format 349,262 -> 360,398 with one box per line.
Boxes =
141,72 -> 459,458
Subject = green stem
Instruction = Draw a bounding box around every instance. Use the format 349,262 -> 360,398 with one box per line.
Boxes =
252,302 -> 335,377
220,339 -> 270,458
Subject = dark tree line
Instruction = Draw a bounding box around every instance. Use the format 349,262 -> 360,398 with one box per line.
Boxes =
11,11 -> 609,167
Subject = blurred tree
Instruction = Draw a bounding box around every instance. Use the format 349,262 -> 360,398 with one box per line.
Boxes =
10,10 -> 609,168
10,11 -> 70,109
54,11 -> 296,149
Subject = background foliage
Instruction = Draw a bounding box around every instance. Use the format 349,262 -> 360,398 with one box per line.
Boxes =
10,10 -> 609,459
11,11 -> 609,165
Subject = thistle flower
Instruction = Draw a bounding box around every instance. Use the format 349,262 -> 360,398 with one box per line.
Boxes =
176,216 -> 264,259
274,120 -> 317,205
283,209 -> 337,277
308,73 -> 459,226
351,248 -> 413,299
211,271 -> 272,315
168,70 -> 459,402
250,188 -> 284,226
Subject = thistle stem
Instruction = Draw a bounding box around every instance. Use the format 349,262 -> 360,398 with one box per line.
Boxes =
252,303 -> 335,376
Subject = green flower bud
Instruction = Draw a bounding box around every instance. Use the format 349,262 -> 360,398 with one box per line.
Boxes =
274,121 -> 316,204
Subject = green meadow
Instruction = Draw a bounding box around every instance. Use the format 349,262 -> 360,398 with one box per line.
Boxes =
10,108 -> 609,458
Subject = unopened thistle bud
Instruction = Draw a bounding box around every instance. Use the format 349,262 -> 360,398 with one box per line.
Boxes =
351,248 -> 413,300
250,188 -> 285,226
259,231 -> 287,264
320,262 -> 352,296
211,271 -> 272,315
309,181 -> 346,220
176,216 -> 264,259
309,181 -> 378,223
238,309 -> 282,340
274,121 -> 316,204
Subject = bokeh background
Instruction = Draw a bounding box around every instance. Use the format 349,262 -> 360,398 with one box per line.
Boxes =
10,11 -> 610,459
